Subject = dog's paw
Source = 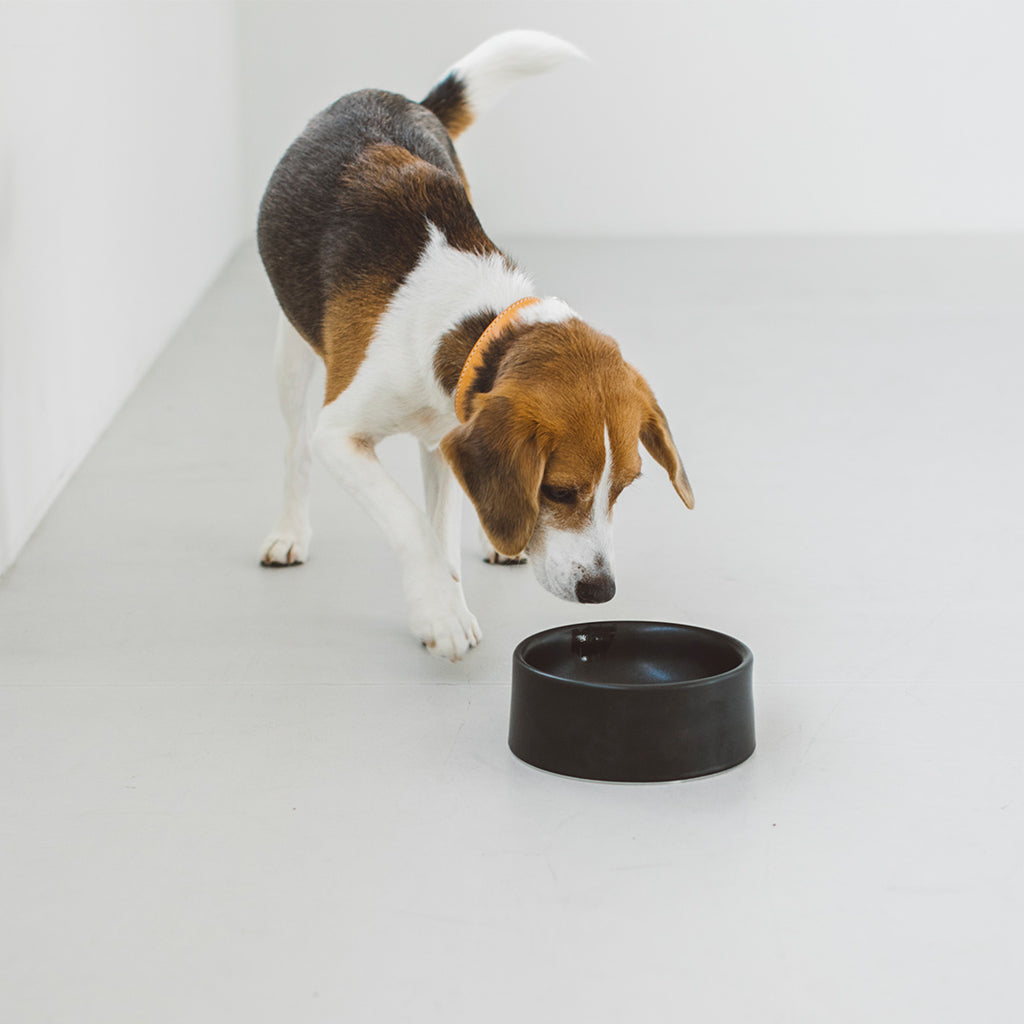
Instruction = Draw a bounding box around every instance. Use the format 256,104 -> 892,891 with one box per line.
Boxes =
259,527 -> 311,567
407,579 -> 482,661
484,550 -> 528,566
479,526 -> 527,565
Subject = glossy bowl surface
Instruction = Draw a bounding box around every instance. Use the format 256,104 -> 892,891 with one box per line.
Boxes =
510,621 -> 755,782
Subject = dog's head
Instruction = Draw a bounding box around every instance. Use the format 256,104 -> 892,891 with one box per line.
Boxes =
441,319 -> 693,603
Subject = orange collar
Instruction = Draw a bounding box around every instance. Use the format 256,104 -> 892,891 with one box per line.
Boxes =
453,297 -> 541,422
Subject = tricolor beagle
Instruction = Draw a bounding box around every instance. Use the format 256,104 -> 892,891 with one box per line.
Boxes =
257,31 -> 693,660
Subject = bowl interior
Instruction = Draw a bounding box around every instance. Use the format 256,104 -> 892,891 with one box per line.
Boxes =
518,621 -> 747,687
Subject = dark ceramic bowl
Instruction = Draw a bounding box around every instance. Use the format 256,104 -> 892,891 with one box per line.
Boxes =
510,621 -> 755,782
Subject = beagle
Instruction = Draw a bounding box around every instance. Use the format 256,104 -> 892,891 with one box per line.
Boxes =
257,30 -> 693,660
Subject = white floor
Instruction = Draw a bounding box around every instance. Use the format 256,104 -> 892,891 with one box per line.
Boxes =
2,237 -> 1022,1022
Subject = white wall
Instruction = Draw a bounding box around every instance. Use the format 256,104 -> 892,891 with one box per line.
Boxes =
0,1 -> 245,574
240,0 -> 1024,236
2,0 -> 1021,575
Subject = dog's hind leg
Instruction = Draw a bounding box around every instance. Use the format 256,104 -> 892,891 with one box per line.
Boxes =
479,525 -> 528,566
260,312 -> 322,566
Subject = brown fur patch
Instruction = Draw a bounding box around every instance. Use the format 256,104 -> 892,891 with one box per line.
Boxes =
321,278 -> 391,404
498,320 -> 641,525
317,143 -> 498,405
441,394 -> 545,556
635,378 -> 695,508
337,142 -> 492,256
452,151 -> 473,200
441,317 -> 687,545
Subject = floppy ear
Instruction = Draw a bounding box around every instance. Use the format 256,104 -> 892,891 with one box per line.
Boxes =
440,395 -> 546,557
635,375 -> 695,509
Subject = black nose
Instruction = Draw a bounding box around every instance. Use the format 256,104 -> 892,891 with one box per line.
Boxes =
575,575 -> 616,604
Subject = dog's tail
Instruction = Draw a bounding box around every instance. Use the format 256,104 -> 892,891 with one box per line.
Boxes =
421,30 -> 584,140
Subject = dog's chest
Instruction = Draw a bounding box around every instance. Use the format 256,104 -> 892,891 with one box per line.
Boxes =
354,379 -> 457,449
403,404 -> 457,449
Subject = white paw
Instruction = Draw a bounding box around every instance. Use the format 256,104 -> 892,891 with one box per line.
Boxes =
478,526 -> 527,565
407,576 -> 482,661
259,524 -> 311,566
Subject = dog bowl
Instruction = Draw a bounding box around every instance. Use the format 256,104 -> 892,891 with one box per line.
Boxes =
509,621 -> 755,782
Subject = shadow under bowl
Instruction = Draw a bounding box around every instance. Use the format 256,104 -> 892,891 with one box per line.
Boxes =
510,621 -> 755,783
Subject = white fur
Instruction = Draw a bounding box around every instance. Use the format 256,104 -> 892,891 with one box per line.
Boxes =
446,30 -> 585,119
263,227 -> 610,650
311,428 -> 482,661
527,428 -> 616,602
515,296 -> 576,329
268,225 -> 553,659
317,223 -> 534,449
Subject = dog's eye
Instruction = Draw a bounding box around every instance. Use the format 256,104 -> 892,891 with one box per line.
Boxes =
541,484 -> 577,505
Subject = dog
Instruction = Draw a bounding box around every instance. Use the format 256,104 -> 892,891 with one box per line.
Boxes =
257,30 -> 693,660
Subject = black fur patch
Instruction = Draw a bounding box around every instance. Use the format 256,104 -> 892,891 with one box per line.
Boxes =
257,89 -> 492,351
434,309 -> 497,395
421,73 -> 473,138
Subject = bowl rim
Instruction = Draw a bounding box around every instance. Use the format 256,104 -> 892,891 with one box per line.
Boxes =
512,619 -> 754,692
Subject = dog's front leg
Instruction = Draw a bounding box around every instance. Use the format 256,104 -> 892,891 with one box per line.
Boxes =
419,442 -> 463,577
313,422 -> 481,661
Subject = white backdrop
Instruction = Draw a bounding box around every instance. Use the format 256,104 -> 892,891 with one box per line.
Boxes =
2,0 -> 1023,575
241,0 -> 1024,235
0,1 -> 244,574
